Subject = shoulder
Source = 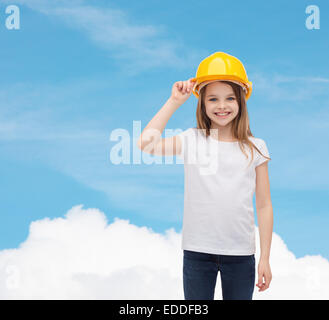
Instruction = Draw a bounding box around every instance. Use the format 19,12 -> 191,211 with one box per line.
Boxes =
248,136 -> 263,143
248,136 -> 266,148
248,136 -> 271,163
176,127 -> 197,146
178,127 -> 197,138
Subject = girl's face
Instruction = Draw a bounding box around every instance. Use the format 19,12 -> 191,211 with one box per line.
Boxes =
203,81 -> 239,127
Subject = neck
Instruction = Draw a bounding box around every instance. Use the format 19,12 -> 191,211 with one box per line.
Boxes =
210,123 -> 236,141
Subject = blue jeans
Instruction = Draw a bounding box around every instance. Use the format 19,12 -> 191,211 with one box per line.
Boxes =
183,249 -> 255,300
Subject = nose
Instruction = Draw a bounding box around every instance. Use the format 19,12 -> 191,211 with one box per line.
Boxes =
217,100 -> 227,110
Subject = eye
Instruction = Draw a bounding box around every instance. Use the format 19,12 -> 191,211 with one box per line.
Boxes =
209,97 -> 235,101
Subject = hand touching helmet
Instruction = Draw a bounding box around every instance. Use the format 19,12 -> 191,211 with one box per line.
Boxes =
170,78 -> 196,106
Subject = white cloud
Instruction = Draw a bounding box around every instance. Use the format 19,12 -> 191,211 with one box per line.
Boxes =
0,205 -> 328,299
3,0 -> 203,75
250,71 -> 329,102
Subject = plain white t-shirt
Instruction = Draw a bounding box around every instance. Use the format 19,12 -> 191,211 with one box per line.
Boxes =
177,127 -> 271,255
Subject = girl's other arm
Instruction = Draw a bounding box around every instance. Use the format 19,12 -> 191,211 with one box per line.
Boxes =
255,161 -> 273,292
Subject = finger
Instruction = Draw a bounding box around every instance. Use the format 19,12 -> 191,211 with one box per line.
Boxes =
188,81 -> 194,92
257,281 -> 265,291
183,81 -> 188,94
185,80 -> 190,93
257,274 -> 265,291
257,274 -> 263,287
264,278 -> 269,289
264,274 -> 272,289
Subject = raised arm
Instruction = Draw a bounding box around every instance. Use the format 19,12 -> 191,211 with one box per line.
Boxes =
137,78 -> 195,156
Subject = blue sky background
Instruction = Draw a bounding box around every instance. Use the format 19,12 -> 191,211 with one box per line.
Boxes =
0,0 -> 328,259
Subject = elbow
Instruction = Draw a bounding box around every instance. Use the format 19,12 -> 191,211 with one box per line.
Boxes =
136,137 -> 149,153
136,136 -> 146,150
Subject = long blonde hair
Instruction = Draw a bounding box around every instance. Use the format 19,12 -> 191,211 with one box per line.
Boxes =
195,80 -> 271,167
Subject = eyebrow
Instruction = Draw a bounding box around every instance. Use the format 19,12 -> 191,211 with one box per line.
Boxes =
206,94 -> 235,98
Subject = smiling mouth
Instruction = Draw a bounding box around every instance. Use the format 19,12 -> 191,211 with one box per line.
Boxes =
214,112 -> 231,118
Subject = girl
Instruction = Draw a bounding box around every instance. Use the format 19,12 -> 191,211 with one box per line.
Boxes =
137,52 -> 273,300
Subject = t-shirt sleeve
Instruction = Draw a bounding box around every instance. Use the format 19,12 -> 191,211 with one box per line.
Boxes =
254,139 -> 271,167
176,127 -> 193,161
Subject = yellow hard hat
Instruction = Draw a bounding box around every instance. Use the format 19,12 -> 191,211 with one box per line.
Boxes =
191,52 -> 253,100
